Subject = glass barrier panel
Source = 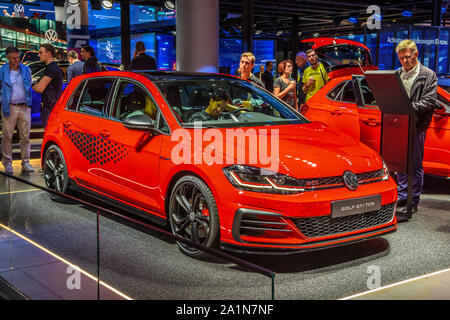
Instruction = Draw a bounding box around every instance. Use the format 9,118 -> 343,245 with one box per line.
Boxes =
4,174 -> 99,300
0,174 -> 13,291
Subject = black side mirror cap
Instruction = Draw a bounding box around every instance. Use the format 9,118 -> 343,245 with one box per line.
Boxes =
123,114 -> 157,131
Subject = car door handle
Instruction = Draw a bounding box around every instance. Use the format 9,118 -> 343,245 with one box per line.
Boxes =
99,129 -> 111,138
63,121 -> 72,128
330,109 -> 342,115
361,118 -> 380,126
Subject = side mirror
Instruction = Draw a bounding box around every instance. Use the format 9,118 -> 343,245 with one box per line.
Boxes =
123,114 -> 158,132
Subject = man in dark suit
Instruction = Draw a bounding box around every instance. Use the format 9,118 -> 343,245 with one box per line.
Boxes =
394,39 -> 437,222
128,41 -> 156,71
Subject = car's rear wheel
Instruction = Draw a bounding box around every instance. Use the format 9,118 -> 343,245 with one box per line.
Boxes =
43,145 -> 70,202
168,175 -> 220,258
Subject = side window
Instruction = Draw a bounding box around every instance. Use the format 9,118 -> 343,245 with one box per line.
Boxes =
112,80 -> 160,123
327,81 -> 346,101
341,81 -> 356,103
156,110 -> 170,134
359,78 -> 377,106
66,80 -> 86,111
78,78 -> 114,117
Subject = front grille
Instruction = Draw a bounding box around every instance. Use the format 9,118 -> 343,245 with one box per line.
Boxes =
296,169 -> 384,190
290,203 -> 395,238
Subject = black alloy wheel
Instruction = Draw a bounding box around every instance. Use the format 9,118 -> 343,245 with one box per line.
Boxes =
43,145 -> 70,202
168,175 -> 220,258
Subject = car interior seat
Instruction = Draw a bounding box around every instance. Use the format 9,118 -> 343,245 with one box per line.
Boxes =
183,89 -> 211,122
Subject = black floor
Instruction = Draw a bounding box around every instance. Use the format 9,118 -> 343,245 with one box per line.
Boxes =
0,163 -> 449,300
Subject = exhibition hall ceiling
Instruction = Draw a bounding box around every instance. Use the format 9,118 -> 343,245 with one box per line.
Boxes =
133,0 -> 450,36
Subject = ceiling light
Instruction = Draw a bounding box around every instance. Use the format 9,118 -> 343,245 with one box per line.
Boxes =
401,10 -> 413,17
276,30 -> 283,36
255,29 -> 262,35
164,1 -> 175,10
101,0 -> 114,10
313,32 -> 320,38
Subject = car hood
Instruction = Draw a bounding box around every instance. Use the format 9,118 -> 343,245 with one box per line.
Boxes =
184,121 -> 383,178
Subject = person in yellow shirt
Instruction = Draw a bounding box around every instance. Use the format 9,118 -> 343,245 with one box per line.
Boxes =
302,49 -> 329,102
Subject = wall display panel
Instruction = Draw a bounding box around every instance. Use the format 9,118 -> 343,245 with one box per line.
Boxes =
156,34 -> 175,70
91,33 -> 156,65
438,29 -> 449,74
90,36 -> 122,65
219,39 -> 275,75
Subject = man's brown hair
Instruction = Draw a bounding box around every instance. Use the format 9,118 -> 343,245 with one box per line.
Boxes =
40,43 -> 56,57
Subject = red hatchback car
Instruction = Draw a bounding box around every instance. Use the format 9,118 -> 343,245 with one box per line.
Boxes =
42,71 -> 397,257
301,38 -> 450,179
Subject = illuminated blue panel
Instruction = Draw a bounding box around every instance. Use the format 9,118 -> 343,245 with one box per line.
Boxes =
90,33 -> 156,65
219,39 -> 275,75
156,34 -> 175,70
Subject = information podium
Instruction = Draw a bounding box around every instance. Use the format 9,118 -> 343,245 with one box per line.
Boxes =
364,70 -> 417,216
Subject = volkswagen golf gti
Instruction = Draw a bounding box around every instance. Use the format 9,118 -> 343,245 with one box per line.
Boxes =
42,71 -> 397,258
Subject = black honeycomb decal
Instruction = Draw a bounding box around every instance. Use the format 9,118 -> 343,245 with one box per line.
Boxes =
64,128 -> 130,165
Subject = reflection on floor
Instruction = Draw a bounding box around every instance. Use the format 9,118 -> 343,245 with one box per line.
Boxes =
0,226 -> 127,300
343,269 -> 450,300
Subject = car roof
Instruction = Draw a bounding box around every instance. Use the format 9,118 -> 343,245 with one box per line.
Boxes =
138,70 -> 239,81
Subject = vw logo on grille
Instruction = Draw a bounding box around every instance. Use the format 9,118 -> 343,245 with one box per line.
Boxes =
343,171 -> 359,191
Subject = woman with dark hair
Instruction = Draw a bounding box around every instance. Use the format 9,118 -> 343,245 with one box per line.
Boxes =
81,45 -> 101,74
273,59 -> 298,110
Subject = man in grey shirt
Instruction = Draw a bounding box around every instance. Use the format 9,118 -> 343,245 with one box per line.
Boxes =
67,50 -> 84,82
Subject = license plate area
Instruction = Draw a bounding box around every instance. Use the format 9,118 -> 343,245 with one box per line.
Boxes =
331,195 -> 381,218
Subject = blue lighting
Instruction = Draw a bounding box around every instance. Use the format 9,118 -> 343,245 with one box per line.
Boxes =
374,14 -> 383,21
402,10 -> 413,17
348,17 -> 358,23
442,7 -> 446,13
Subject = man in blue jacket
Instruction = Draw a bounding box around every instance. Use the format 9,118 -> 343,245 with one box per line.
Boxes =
0,46 -> 34,174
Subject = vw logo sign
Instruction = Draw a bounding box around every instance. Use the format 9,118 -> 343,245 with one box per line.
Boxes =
343,171 -> 359,191
14,4 -> 25,12
45,29 -> 58,43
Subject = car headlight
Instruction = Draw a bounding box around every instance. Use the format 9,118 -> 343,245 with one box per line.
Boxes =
382,160 -> 390,181
223,165 -> 305,194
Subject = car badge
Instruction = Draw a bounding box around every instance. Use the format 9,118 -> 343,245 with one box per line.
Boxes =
343,171 -> 359,191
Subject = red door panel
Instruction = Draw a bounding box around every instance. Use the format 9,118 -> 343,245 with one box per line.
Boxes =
91,119 -> 164,215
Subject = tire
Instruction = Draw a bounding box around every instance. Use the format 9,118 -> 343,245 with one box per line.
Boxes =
168,175 -> 220,259
43,145 -> 70,202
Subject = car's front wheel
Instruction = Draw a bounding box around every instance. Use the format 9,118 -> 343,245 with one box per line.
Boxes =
43,145 -> 70,202
168,175 -> 220,258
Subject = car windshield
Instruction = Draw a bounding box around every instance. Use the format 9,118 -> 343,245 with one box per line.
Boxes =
152,75 -> 309,128
315,44 -> 373,68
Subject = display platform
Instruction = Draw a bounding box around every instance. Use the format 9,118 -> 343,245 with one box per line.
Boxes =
0,159 -> 449,300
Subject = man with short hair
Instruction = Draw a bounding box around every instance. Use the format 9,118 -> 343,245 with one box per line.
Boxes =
238,52 -> 264,87
295,52 -> 308,105
0,46 -> 34,174
33,43 -> 63,127
394,39 -> 437,222
128,41 -> 156,71
67,50 -> 84,82
302,49 -> 329,102
261,61 -> 274,92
